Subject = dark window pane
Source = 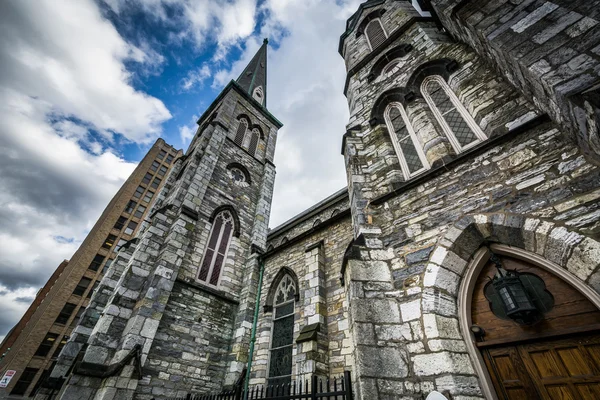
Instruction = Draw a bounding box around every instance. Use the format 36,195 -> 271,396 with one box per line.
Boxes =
198,249 -> 214,281
143,191 -> 154,203
34,333 -> 59,357
166,154 -> 174,164
134,205 -> 146,219
51,336 -> 68,359
102,259 -> 112,275
443,109 -> 477,147
88,254 -> 104,271
158,165 -> 168,176
124,220 -> 138,236
10,368 -> 39,395
150,161 -> 159,171
113,216 -> 127,230
73,277 -> 91,296
151,177 -> 161,189
142,173 -> 152,185
55,303 -> 77,325
87,281 -> 99,299
275,302 -> 294,319
101,234 -> 117,249
235,119 -> 247,145
124,200 -> 136,214
248,130 -> 259,155
133,186 -> 144,198
157,150 -> 166,160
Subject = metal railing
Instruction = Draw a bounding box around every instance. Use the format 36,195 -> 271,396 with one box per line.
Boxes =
169,371 -> 352,400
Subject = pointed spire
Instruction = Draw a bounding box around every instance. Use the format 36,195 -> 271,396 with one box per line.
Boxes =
236,38 -> 268,107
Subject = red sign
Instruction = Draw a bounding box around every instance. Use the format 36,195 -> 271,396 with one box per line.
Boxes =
0,370 -> 16,388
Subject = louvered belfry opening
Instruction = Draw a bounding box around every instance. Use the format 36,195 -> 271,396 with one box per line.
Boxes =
387,105 -> 423,174
365,18 -> 386,50
235,119 -> 248,146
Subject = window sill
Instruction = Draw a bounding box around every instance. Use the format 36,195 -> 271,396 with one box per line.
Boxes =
176,277 -> 239,305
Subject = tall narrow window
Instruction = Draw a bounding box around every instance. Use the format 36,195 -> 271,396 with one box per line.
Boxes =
10,368 -> 39,395
422,75 -> 486,152
384,103 -> 429,179
248,128 -> 260,156
268,274 -> 297,387
197,210 -> 234,286
365,18 -> 387,50
234,118 -> 248,146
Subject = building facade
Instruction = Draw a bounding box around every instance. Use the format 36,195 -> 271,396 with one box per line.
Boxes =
0,139 -> 181,398
10,0 -> 600,399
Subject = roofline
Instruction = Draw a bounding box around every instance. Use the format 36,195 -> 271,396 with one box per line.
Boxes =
268,188 -> 349,238
196,80 -> 283,129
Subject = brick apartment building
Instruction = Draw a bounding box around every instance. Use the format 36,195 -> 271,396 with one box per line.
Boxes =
0,139 -> 181,398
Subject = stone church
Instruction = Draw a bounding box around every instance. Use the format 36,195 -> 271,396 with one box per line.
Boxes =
41,0 -> 600,399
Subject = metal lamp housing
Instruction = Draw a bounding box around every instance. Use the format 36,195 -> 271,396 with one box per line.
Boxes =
492,269 -> 543,325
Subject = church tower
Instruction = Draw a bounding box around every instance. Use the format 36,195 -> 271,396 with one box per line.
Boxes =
49,39 -> 282,400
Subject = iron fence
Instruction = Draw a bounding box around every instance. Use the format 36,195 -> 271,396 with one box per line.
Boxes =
169,371 -> 352,400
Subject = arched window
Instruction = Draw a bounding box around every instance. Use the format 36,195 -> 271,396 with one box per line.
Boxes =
313,219 -> 322,227
382,59 -> 400,74
422,75 -> 487,152
365,18 -> 387,50
384,103 -> 429,179
198,210 -> 234,286
248,128 -> 260,156
253,86 -> 264,105
268,274 -> 297,387
234,118 -> 248,146
331,209 -> 340,217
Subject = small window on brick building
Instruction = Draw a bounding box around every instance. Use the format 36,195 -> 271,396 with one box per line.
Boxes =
142,173 -> 152,185
102,259 -> 112,275
115,238 -> 127,252
10,367 -> 39,395
70,306 -> 86,328
51,335 -> 69,359
133,186 -> 144,199
73,277 -> 92,296
197,210 -> 235,287
55,303 -> 77,325
166,154 -> 174,164
151,177 -> 161,189
87,281 -> 99,299
143,191 -> 154,203
124,220 -> 138,236
34,333 -> 59,357
124,200 -> 137,214
157,149 -> 167,160
88,254 -> 105,271
365,18 -> 387,50
114,216 -> 127,230
150,161 -> 160,171
158,165 -> 168,176
102,234 -> 117,249
134,205 -> 146,219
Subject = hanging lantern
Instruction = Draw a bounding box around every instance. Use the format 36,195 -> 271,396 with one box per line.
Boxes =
488,253 -> 546,325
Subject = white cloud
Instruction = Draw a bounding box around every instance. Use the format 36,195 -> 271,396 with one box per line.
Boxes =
179,116 -> 199,144
0,0 -> 164,338
181,64 -> 212,91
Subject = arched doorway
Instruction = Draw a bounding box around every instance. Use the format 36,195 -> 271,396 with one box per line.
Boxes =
469,248 -> 600,399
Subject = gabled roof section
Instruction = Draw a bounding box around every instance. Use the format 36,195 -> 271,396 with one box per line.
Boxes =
338,0 -> 386,55
237,38 -> 269,107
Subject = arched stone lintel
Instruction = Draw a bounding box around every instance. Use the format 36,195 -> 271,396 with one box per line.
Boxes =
420,212 -> 600,398
264,267 -> 300,312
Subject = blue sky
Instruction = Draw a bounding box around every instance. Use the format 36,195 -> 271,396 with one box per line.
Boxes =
0,0 -> 361,341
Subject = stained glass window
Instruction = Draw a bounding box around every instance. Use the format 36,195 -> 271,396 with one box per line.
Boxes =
198,210 -> 234,286
268,274 -> 297,387
384,103 -> 429,179
422,76 -> 486,152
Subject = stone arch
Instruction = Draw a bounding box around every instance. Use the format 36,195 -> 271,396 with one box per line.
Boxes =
208,205 -> 241,237
370,87 -> 411,127
356,8 -> 386,37
420,212 -> 600,398
264,267 -> 300,312
405,58 -> 459,97
368,43 -> 413,81
250,124 -> 265,139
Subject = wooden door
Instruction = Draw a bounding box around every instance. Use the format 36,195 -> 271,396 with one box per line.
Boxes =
484,333 -> 600,399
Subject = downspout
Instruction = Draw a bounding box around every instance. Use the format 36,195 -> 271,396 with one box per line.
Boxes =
243,255 -> 265,400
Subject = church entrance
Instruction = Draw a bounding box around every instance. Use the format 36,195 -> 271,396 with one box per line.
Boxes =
470,254 -> 600,399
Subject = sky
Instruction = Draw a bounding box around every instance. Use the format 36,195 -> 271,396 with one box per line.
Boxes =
0,0 -> 362,342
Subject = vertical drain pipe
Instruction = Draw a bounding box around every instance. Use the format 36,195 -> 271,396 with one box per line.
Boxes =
243,255 -> 264,400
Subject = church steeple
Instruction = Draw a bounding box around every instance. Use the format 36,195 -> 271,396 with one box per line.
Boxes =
236,38 -> 268,107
